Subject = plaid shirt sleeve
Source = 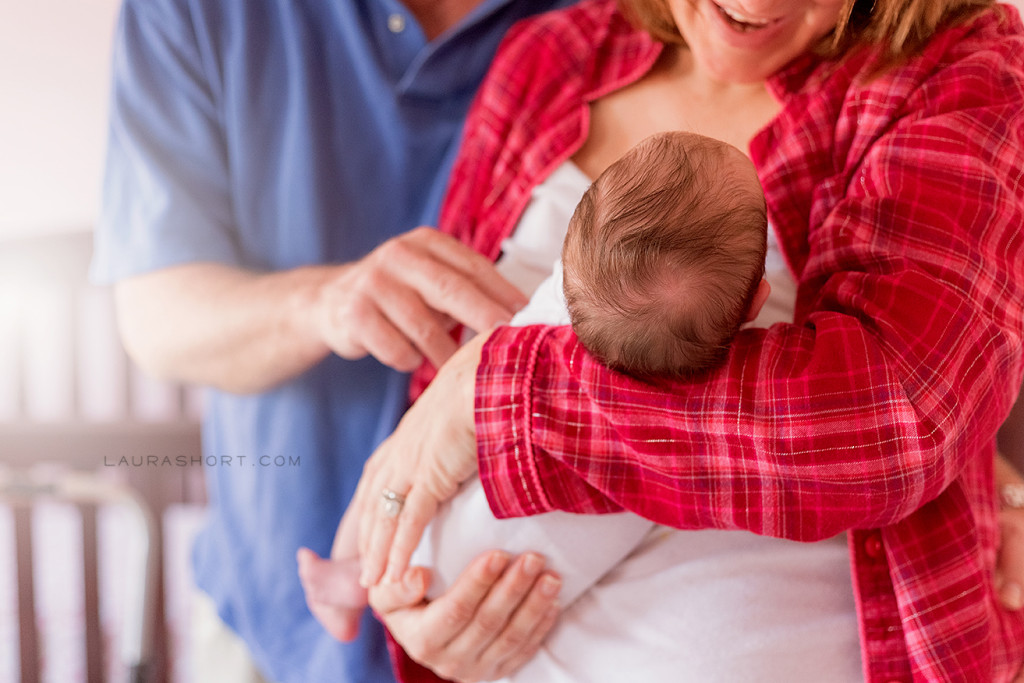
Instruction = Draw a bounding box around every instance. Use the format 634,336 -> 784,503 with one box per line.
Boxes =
411,3 -> 1024,680
474,10 -> 1024,546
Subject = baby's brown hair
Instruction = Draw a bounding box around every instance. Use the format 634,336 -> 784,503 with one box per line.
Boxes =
562,131 -> 767,377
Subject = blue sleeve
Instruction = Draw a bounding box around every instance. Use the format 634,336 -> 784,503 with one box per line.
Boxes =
91,0 -> 239,283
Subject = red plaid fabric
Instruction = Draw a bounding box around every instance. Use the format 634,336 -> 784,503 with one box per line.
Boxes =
413,1 -> 1024,681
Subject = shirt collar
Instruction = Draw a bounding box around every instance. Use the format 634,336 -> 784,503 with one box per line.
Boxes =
373,0 -> 516,98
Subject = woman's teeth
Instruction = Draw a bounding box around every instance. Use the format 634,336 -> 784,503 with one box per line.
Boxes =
715,4 -> 775,30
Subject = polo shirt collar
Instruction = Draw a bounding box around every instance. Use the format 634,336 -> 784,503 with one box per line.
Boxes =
368,0 -> 515,98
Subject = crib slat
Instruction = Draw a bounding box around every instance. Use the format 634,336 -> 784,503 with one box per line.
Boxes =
14,504 -> 39,683
81,503 -> 104,683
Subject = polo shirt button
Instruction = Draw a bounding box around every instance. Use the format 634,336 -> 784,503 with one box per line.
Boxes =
387,13 -> 406,33
864,534 -> 884,560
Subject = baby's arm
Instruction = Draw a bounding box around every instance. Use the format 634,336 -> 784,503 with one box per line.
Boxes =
411,475 -> 655,604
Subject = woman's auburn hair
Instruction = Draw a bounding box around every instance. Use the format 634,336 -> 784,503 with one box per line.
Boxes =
619,0 -> 998,70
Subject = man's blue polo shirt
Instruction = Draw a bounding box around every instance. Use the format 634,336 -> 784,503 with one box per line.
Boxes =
92,1 -> 571,680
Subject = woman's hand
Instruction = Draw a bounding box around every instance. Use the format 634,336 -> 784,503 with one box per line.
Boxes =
369,551 -> 562,683
354,332 -> 488,587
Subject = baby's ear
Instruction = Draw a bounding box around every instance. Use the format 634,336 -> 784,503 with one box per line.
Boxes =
745,279 -> 772,322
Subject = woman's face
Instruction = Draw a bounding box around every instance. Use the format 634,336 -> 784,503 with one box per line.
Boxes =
667,0 -> 846,83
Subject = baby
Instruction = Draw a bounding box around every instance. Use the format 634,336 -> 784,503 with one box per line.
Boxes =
302,131 -> 775,681
519,129 -> 770,377
412,131 -> 771,602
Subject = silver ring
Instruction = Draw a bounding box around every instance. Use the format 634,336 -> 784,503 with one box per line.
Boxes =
381,488 -> 406,518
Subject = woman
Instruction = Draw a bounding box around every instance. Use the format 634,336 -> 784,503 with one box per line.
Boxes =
352,0 -> 1024,680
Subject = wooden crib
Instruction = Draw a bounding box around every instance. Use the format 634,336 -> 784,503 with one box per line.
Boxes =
0,231 -> 204,683
1,228 -> 1020,683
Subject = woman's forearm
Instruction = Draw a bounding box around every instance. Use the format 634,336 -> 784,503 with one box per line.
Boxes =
475,316 -> 1017,540
114,262 -> 334,394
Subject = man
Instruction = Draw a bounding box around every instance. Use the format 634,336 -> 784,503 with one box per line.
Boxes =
93,1 -> 571,680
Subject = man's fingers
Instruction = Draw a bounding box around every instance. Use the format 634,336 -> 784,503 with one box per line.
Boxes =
318,227 -> 521,371
389,229 -> 524,334
402,263 -> 518,336
373,283 -> 460,369
323,294 -> 423,371
419,229 -> 529,314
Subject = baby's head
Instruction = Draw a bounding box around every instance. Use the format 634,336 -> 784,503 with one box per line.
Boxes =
562,131 -> 768,378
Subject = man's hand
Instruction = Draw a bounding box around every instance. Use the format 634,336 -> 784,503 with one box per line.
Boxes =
317,227 -> 527,372
114,227 -> 525,393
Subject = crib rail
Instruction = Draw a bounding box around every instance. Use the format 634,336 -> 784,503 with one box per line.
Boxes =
1,465 -> 159,683
1,231 -> 204,683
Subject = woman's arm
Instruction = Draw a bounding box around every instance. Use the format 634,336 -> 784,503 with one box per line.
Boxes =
473,39 -> 1024,537
356,9 -> 1024,583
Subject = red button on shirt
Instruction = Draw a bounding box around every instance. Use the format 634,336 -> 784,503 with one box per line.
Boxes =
864,535 -> 884,560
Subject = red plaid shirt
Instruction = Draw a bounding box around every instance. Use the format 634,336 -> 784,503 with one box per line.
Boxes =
400,1 -> 1024,681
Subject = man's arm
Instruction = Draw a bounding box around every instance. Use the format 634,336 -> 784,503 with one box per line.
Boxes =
115,227 -> 528,394
116,262 -> 330,394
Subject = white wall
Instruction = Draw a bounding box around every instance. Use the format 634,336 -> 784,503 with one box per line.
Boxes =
0,0 -> 121,240
0,0 -> 1021,241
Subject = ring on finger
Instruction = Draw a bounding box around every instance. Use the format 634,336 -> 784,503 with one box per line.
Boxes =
381,487 -> 406,518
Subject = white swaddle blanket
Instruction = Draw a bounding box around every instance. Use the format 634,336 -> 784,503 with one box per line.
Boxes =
411,161 -> 862,683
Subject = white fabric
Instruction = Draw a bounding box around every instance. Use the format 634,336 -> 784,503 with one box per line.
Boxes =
416,163 -> 651,607
191,590 -> 274,683
508,259 -> 570,327
491,159 -> 589,304
412,160 -> 862,682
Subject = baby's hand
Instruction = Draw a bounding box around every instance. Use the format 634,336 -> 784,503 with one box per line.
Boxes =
297,547 -> 368,642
